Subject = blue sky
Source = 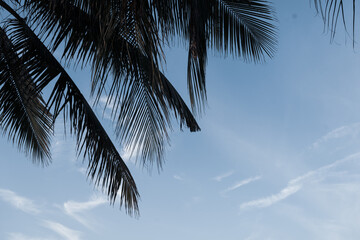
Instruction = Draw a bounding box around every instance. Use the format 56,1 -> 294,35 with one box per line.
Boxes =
3,1 -> 360,239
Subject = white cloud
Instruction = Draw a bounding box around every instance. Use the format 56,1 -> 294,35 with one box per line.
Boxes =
77,167 -> 87,175
64,195 -> 106,213
95,95 -> 119,120
97,95 -> 118,108
290,152 -> 360,186
213,171 -> 234,182
311,122 -> 360,149
0,189 -> 40,214
119,143 -> 142,164
7,233 -> 56,240
240,184 -> 302,210
222,175 -> 262,194
43,220 -> 82,240
52,122 -> 77,163
276,181 -> 360,240
98,96 -> 110,106
240,152 -> 360,210
173,175 -> 183,181
63,195 -> 107,228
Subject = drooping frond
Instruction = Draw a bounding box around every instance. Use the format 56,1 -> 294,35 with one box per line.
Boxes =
313,0 -> 356,45
148,0 -> 179,38
7,18 -> 139,215
0,26 -> 52,164
115,74 -> 169,169
150,0 -> 277,113
186,0 -> 209,114
50,74 -> 140,215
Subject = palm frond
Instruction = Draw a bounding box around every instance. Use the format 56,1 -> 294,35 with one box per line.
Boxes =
0,0 -> 278,216
148,0 -> 181,38
210,0 -> 277,61
7,18 -> 139,215
187,32 -> 208,114
153,0 -> 277,112
50,74 -> 140,215
313,0 -> 355,45
0,26 -> 52,164
186,0 -> 209,114
21,0 -> 200,168
114,74 -> 169,169
22,0 -> 163,72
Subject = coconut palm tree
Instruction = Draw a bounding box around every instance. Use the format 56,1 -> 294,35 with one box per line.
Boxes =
0,0 -> 276,215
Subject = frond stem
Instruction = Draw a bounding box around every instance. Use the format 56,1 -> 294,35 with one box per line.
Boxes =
0,0 -> 24,22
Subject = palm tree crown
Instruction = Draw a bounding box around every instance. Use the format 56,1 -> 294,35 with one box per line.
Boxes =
0,0 -> 277,215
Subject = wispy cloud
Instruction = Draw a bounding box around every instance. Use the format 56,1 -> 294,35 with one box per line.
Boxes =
98,96 -> 111,106
119,143 -> 142,164
95,95 -> 119,120
240,152 -> 360,210
289,152 -> 360,186
52,123 -> 77,163
63,195 -> 107,228
7,233 -> 56,240
222,175 -> 262,194
43,220 -> 81,240
97,95 -> 118,109
311,122 -> 360,149
173,175 -> 183,181
0,189 -> 40,214
77,167 -> 87,175
240,185 -> 302,210
213,171 -> 234,182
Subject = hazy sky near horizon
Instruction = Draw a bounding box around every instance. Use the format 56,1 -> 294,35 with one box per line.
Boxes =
3,1 -> 360,240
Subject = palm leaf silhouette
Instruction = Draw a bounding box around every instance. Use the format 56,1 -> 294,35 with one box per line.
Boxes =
313,0 -> 357,46
0,0 -> 277,215
149,0 -> 277,113
0,26 -> 52,164
8,17 -> 139,215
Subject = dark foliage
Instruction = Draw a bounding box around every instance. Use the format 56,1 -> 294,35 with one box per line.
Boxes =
0,0 -> 277,215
